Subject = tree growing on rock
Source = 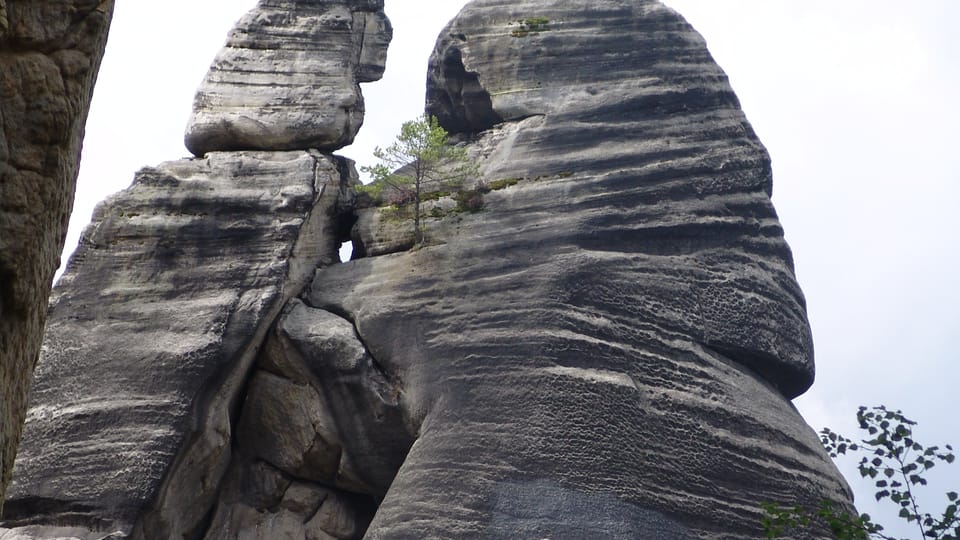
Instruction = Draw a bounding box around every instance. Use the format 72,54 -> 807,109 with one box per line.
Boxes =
360,114 -> 477,244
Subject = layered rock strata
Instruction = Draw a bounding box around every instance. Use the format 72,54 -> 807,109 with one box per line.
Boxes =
3,0 -> 395,537
184,0 -> 392,156
425,0 -> 814,396
4,0 -> 854,538
338,0 -> 849,537
0,0 -> 114,504
1,151 -> 355,538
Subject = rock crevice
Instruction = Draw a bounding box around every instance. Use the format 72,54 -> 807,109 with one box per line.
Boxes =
3,0 -> 395,536
1,152 -> 361,539
198,297 -> 413,540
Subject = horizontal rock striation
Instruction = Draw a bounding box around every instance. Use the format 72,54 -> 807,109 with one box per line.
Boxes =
4,0 -> 853,538
1,152 -> 353,538
184,0 -> 392,156
425,0 -> 812,396
329,0 -> 848,537
3,1 -> 402,536
0,0 -> 114,504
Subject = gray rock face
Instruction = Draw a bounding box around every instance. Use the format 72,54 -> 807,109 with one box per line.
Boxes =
333,0 -> 845,537
2,152 -> 352,538
4,0 -> 854,538
184,0 -> 392,156
202,298 -> 413,539
0,0 -> 113,505
425,0 -> 813,397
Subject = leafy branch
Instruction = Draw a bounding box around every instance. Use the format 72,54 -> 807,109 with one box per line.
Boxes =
763,406 -> 958,539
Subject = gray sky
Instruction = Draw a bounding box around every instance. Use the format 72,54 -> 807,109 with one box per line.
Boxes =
66,1 -> 958,535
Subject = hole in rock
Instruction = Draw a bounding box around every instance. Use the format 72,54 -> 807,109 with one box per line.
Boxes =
339,240 -> 354,262
333,202 -> 364,261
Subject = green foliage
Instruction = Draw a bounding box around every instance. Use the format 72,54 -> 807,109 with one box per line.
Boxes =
356,178 -> 411,206
420,190 -> 452,203
762,500 -> 877,540
762,406 -> 959,540
485,177 -> 521,191
360,114 -> 478,244
511,16 -> 550,38
454,189 -> 484,212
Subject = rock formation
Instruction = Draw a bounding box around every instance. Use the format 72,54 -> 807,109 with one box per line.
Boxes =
2,0 -> 394,537
0,0 -> 114,506
184,0 -> 392,156
2,152 -> 362,539
3,0 -> 854,538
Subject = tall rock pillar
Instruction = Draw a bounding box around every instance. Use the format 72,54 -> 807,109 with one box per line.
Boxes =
3,0 -> 857,538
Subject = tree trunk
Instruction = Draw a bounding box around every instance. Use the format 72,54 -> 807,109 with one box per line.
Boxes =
414,161 -> 423,244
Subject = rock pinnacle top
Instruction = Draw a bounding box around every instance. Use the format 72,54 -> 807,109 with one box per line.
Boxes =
184,0 -> 392,156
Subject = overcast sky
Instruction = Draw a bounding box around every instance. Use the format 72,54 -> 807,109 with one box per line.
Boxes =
65,1 -> 957,535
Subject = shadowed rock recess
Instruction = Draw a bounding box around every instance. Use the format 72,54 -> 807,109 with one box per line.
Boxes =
0,0 -> 114,508
2,0 -> 853,538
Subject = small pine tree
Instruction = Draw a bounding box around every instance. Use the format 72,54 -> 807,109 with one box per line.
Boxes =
361,115 -> 477,245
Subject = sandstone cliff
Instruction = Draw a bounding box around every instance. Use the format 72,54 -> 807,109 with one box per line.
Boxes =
327,1 -> 844,537
3,0 -> 853,538
0,0 -> 114,505
2,1 -> 394,537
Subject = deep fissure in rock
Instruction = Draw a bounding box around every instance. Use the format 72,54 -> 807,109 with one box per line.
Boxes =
0,276 -> 12,321
194,293 -> 412,539
187,159 -> 410,538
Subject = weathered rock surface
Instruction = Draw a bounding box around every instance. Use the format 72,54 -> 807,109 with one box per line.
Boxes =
202,298 -> 414,539
184,0 -> 392,156
425,0 -> 814,397
1,151 -> 352,538
4,0 -> 855,538
0,0 -> 114,505
332,0 -> 849,537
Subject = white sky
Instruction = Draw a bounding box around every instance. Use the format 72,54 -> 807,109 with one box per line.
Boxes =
66,1 -> 958,535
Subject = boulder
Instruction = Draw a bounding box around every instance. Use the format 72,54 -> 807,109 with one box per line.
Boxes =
184,0 -> 392,156
0,0 -> 113,506
201,298 -> 413,540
